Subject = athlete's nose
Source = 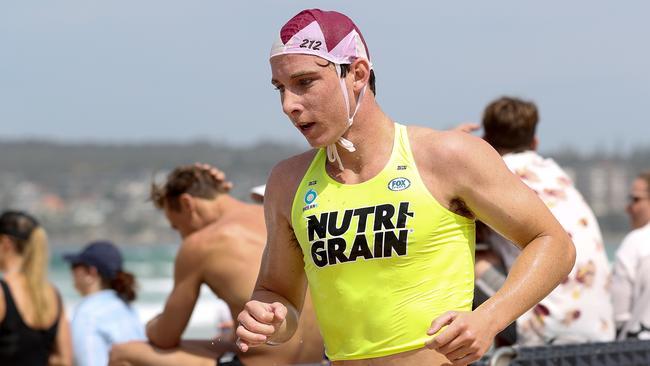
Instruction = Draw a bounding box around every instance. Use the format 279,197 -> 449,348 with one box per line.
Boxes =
281,89 -> 303,118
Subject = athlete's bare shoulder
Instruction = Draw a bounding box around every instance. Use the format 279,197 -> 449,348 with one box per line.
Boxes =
266,149 -> 319,215
405,124 -> 505,216
407,125 -> 498,174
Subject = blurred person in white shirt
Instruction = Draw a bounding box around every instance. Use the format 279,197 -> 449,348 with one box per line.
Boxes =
612,171 -> 650,339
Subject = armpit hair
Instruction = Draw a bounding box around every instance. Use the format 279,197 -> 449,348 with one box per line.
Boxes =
449,198 -> 475,219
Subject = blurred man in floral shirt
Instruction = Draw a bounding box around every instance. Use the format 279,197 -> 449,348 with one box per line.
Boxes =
460,96 -> 615,345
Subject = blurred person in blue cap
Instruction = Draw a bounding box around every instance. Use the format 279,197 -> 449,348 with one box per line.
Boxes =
0,210 -> 73,365
64,240 -> 144,366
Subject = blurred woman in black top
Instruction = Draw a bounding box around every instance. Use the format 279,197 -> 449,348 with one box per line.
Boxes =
0,210 -> 72,365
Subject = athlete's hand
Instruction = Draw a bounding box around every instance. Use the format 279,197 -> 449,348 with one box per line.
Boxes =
235,300 -> 287,352
424,310 -> 497,366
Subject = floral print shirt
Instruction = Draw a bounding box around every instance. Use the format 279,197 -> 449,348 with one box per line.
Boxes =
488,151 -> 615,345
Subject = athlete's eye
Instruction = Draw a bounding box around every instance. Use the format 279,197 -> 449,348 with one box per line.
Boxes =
273,85 -> 285,93
298,78 -> 314,87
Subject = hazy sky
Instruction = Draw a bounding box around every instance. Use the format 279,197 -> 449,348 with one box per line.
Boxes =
1,1 -> 648,153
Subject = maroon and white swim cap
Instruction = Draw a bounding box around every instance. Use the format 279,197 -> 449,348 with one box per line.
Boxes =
270,9 -> 372,68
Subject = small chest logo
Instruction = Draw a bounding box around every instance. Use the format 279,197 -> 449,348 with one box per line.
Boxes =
304,189 -> 317,204
388,177 -> 411,191
303,189 -> 318,211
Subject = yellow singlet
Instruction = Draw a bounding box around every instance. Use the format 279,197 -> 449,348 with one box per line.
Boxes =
291,123 -> 476,361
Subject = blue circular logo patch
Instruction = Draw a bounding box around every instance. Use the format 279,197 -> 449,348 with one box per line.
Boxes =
304,189 -> 317,204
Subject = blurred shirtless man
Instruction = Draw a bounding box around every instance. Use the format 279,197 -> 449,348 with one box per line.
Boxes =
110,164 -> 323,366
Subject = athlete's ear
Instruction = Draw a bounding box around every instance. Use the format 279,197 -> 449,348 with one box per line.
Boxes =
530,136 -> 539,151
351,58 -> 370,93
179,193 -> 195,213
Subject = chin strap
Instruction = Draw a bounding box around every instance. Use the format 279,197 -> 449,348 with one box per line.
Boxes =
326,64 -> 367,171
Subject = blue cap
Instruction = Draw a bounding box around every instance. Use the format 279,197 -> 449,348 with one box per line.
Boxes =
63,240 -> 123,280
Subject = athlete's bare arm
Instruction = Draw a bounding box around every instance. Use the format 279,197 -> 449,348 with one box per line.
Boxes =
412,129 -> 575,364
146,238 -> 204,349
236,153 -> 314,351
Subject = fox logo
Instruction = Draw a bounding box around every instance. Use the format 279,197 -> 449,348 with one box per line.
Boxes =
388,177 -> 411,191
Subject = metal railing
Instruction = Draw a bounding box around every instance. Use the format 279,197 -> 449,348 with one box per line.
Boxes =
292,340 -> 650,365
472,339 -> 650,366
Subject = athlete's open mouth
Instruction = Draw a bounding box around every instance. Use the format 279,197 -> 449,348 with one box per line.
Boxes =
298,122 -> 316,132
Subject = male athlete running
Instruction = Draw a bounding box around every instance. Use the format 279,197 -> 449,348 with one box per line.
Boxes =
236,9 -> 575,366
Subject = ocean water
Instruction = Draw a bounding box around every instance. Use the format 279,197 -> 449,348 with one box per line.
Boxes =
50,243 -> 231,339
